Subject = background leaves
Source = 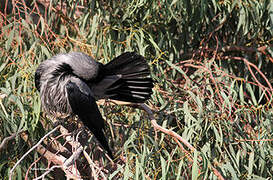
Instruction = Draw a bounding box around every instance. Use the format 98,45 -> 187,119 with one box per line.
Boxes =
0,0 -> 273,179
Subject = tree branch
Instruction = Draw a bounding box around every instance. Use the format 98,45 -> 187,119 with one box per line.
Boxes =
0,130 -> 24,152
9,125 -> 61,180
138,103 -> 225,180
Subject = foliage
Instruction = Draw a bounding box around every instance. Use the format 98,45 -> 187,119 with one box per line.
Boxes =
0,0 -> 273,179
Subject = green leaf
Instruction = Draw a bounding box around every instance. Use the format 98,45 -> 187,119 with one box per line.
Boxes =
192,150 -> 199,180
160,156 -> 166,180
6,28 -> 15,51
248,151 -> 255,177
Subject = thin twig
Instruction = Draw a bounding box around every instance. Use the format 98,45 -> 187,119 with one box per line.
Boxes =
0,130 -> 24,152
83,150 -> 107,180
63,145 -> 83,167
139,103 -> 195,151
9,125 -> 61,180
138,103 -> 225,180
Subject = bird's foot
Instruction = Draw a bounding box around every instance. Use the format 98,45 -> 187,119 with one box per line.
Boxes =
52,117 -> 69,127
71,127 -> 88,143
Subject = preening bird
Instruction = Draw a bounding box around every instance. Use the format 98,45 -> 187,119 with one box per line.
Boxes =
35,52 -> 153,159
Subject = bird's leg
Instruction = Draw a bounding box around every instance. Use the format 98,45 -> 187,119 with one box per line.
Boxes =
71,127 -> 89,146
71,126 -> 84,137
52,116 -> 69,127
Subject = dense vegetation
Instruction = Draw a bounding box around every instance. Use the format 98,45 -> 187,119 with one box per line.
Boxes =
0,0 -> 272,179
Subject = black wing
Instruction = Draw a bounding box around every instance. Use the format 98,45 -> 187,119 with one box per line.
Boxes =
93,52 -> 153,102
66,80 -> 113,159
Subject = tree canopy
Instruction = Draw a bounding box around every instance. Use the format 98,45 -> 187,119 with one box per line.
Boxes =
0,0 -> 273,179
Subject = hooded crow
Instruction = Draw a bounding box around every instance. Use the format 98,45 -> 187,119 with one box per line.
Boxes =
35,52 -> 153,158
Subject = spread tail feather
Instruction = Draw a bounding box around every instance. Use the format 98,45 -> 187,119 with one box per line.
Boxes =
103,52 -> 153,103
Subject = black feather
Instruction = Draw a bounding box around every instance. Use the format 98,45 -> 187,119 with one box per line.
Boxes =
66,81 -> 113,159
34,69 -> 42,91
103,52 -> 153,103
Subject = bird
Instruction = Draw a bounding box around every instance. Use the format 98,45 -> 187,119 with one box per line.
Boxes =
34,52 -> 154,159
